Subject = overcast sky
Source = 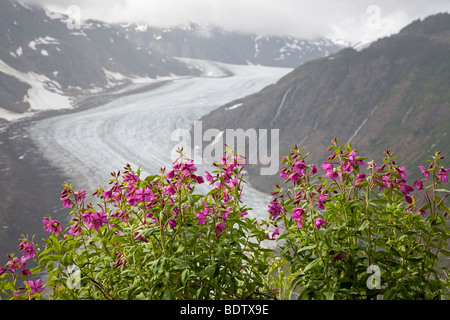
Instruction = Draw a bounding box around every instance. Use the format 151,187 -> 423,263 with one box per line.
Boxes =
24,0 -> 450,44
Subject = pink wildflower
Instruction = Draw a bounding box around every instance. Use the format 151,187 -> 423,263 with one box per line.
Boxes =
195,175 -> 204,184
205,171 -> 214,183
19,240 -> 36,261
355,173 -> 366,186
292,208 -> 304,228
27,279 -> 44,294
69,223 -> 82,236
134,232 -> 148,243
169,219 -> 177,229
317,193 -> 328,210
195,208 -> 209,225
438,168 -> 449,183
314,218 -> 328,230
124,172 -> 139,186
215,222 -> 226,235
396,166 -> 408,180
180,159 -> 197,176
266,227 -> 280,239
279,168 -> 287,179
293,161 -> 306,172
60,196 -> 72,208
240,211 -> 248,218
73,189 -> 86,202
268,199 -> 282,220
163,185 -> 176,195
221,207 -> 232,222
166,169 -> 176,179
90,211 -> 108,231
289,170 -> 304,182
135,189 -> 154,202
43,217 -> 62,235
413,180 -> 423,190
6,256 -> 27,273
418,166 -> 429,180
321,162 -> 333,171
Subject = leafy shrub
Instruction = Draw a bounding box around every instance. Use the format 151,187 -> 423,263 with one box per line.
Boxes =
269,139 -> 450,299
1,140 -> 449,300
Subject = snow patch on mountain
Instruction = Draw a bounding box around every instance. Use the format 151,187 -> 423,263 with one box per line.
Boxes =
28,36 -> 60,50
225,103 -> 243,111
0,59 -> 72,114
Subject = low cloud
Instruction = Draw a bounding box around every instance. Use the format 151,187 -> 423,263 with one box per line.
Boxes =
22,0 -> 450,43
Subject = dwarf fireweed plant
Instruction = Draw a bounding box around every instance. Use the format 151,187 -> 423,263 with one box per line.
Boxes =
269,139 -> 449,299
1,140 -> 449,300
1,149 -> 273,300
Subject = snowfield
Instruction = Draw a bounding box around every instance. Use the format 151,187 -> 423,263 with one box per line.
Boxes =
28,60 -> 291,219
0,59 -> 72,117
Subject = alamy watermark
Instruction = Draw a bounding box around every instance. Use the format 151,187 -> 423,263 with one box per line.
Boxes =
366,5 -> 381,30
366,264 -> 381,289
66,265 -> 81,289
66,5 -> 81,30
171,121 -> 280,175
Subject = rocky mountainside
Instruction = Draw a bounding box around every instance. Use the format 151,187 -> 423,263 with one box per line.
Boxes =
123,22 -> 345,68
200,13 -> 450,193
0,0 -> 199,119
0,0 -> 347,123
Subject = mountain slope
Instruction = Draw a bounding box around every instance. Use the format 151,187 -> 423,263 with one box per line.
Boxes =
200,13 -> 450,193
123,22 -> 345,68
0,0 -> 345,122
0,0 -> 199,118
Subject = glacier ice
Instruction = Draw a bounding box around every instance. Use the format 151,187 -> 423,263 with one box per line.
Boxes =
28,60 -> 291,220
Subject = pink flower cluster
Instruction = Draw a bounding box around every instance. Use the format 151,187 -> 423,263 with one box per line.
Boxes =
269,142 -> 450,243
374,163 -> 415,203
0,238 -> 44,297
196,155 -> 247,235
37,152 -> 251,276
321,149 -> 365,182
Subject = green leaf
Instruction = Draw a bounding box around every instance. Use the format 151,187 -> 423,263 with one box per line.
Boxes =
190,194 -> 204,204
303,257 -> 321,273
181,269 -> 190,285
324,288 -> 335,300
420,202 -> 431,212
358,220 -> 370,232
61,252 -> 74,266
406,256 -> 424,262
205,264 -> 219,279
163,287 -> 175,300
196,286 -> 206,300
215,245 -> 228,263
145,174 -> 158,182
278,232 -> 298,242
369,198 -> 388,205
50,236 -> 62,253
1,280 -> 16,292
40,254 -> 61,262
172,258 -> 189,268
153,257 -> 166,275
297,244 -> 316,253
384,287 -> 398,300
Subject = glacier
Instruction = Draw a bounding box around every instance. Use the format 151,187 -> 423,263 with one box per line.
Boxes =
28,59 -> 291,220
